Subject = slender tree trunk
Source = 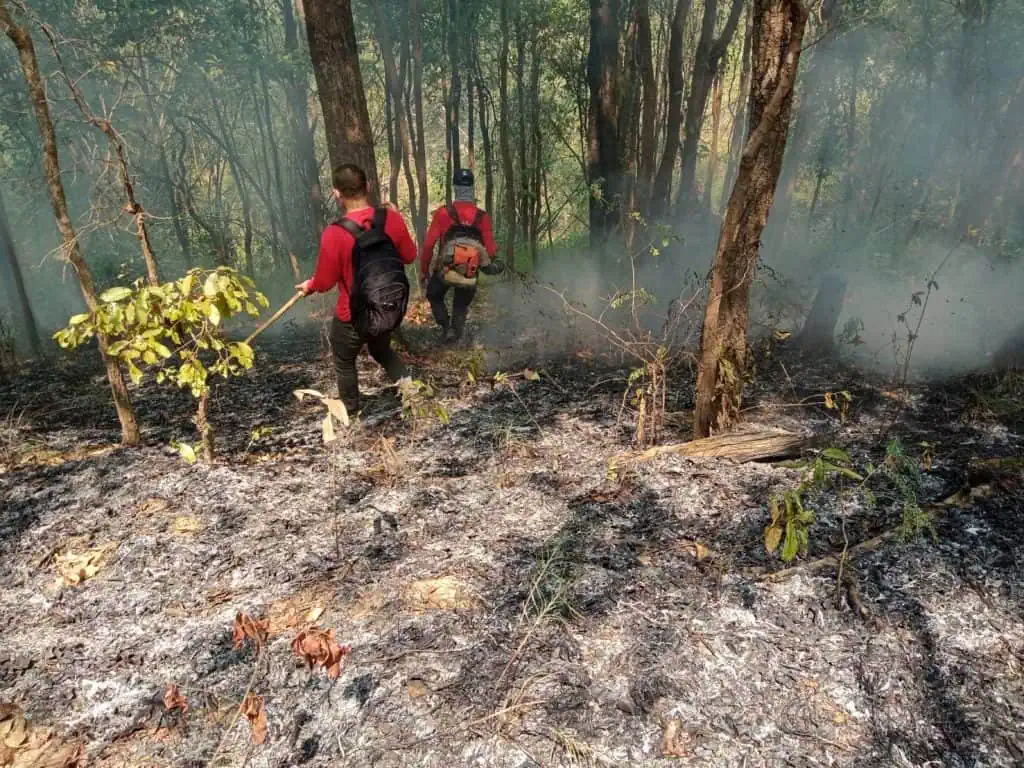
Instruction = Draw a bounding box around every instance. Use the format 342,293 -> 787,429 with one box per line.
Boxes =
399,32 -> 418,219
375,1 -> 417,217
842,57 -> 859,228
587,0 -> 622,238
650,0 -> 692,217
694,0 -> 809,439
530,30 -> 542,260
480,79 -> 495,215
704,69 -> 724,210
467,77 -> 475,170
516,22 -> 529,237
678,0 -> 745,212
304,0 -> 379,193
410,0 -> 429,243
2,0 -> 140,445
0,188 -> 42,355
499,0 -> 516,267
384,63 -> 401,205
282,0 -> 323,245
447,0 -> 462,173
721,5 -> 752,208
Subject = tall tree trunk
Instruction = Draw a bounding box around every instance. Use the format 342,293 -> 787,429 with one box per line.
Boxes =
636,0 -> 658,209
467,77 -> 475,170
694,0 -> 809,439
479,79 -> 495,215
703,68 -> 724,210
587,0 -> 622,239
384,62 -> 400,204
721,5 -> 752,208
447,0 -> 462,173
650,0 -> 692,218
678,0 -> 745,212
375,1 -> 417,217
282,0 -> 324,248
499,0 -> 516,268
842,57 -> 859,229
0,188 -> 42,356
304,0 -> 379,194
529,28 -> 542,262
516,21 -> 529,237
2,0 -> 140,445
410,0 -> 429,243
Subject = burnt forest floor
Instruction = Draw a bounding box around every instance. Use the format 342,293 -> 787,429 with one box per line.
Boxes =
2,300 -> 1024,768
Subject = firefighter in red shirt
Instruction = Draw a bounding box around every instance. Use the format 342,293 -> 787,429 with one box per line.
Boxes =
297,164 -> 417,416
420,169 -> 503,345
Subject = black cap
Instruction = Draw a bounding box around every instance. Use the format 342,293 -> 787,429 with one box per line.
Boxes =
453,168 -> 474,187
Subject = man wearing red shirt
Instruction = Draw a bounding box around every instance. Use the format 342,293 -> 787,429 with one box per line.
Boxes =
420,169 -> 501,344
297,164 -> 417,416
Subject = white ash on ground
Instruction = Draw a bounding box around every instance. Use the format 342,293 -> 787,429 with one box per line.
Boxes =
1,327 -> 1023,767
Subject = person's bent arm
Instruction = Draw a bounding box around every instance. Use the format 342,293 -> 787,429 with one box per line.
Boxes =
388,212 -> 418,265
298,227 -> 344,295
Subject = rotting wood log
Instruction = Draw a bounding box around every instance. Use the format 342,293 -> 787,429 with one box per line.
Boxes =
618,429 -> 808,466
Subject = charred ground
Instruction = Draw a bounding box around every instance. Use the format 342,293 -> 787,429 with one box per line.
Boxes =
1,307 -> 1023,768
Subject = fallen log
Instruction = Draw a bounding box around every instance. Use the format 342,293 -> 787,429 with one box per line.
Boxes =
618,429 -> 809,466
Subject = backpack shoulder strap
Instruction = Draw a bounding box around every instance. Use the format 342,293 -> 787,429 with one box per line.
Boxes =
471,207 -> 485,228
372,206 -> 389,233
336,217 -> 364,240
445,202 -> 462,226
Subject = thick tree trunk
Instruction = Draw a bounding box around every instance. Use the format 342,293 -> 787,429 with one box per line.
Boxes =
694,0 -> 809,439
304,0 -> 378,193
586,0 -> 622,239
636,0 -> 658,209
282,0 -> 324,247
2,0 -> 140,445
650,0 -> 692,218
0,188 -> 42,356
678,0 -> 745,212
499,0 -> 516,268
410,0 -> 429,243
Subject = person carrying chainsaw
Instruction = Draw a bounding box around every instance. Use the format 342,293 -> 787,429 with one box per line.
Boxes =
420,168 -> 503,345
297,163 -> 416,417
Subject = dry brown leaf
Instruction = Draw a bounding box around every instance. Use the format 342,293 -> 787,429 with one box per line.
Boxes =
406,577 -> 479,612
3,714 -> 26,748
239,693 -> 267,745
291,628 -> 350,679
662,717 -> 691,757
137,497 -> 171,515
169,516 -> 202,535
163,684 -> 188,714
406,679 -> 429,699
53,545 -> 113,587
232,613 -> 269,651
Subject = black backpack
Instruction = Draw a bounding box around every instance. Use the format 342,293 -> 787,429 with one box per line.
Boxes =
336,208 -> 410,337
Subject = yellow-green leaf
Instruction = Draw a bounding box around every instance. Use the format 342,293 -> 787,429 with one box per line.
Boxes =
69,313 -> 90,326
100,286 -> 132,303
207,304 -> 221,326
764,524 -> 783,554
203,272 -> 219,297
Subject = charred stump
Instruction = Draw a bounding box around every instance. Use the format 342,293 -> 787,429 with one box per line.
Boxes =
794,272 -> 847,357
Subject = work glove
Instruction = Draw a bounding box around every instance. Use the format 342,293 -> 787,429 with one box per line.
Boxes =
480,259 -> 505,276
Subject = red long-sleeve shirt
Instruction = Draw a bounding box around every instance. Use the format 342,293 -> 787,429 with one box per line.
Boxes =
419,202 -> 498,278
306,207 -> 417,322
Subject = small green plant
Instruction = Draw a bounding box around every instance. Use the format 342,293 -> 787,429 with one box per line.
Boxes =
54,267 -> 269,461
398,378 -> 450,431
882,437 -> 936,541
766,448 -> 863,562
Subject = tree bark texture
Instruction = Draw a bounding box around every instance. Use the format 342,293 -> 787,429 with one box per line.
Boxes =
304,0 -> 379,195
694,0 -> 809,439
794,273 -> 847,356
2,0 -> 141,445
410,0 -> 429,243
636,0 -> 658,209
721,6 -> 752,209
587,0 -> 622,239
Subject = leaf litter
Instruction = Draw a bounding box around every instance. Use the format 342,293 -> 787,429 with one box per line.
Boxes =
1,329 -> 1023,766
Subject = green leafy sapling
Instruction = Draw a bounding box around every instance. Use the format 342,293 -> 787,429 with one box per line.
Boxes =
54,267 -> 269,462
